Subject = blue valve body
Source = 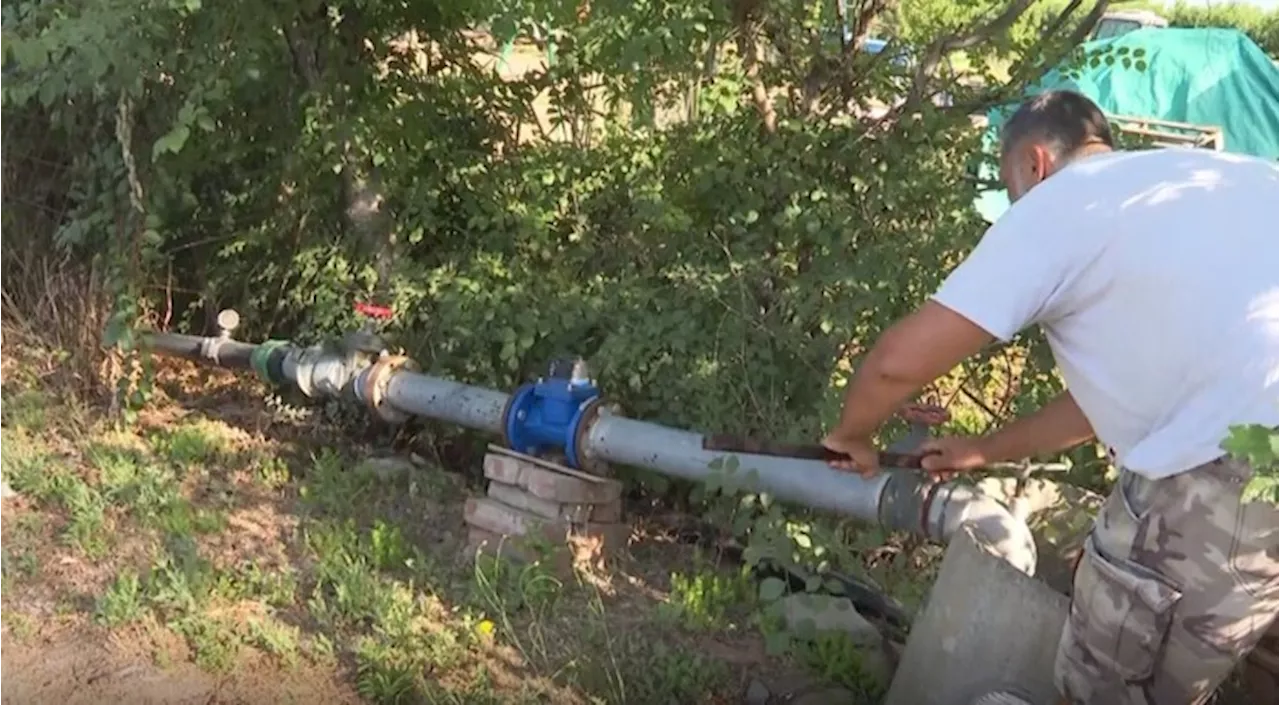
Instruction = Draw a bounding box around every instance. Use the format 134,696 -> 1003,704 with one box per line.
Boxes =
503,376 -> 600,468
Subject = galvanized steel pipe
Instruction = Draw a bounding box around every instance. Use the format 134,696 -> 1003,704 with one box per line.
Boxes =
382,372 -> 510,435
581,412 -> 1036,574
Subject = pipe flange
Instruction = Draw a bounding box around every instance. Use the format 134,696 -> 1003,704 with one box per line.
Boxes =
499,389 -> 520,450
361,354 -> 419,424
500,383 -> 539,453
569,397 -> 611,476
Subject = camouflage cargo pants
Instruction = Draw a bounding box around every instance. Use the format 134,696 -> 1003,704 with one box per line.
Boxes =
1055,456 -> 1280,704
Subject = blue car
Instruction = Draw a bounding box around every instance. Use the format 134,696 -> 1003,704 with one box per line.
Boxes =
859,37 -> 912,70
857,36 -> 956,109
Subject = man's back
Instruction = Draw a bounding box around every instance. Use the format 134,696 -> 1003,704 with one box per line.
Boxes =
935,148 -> 1280,478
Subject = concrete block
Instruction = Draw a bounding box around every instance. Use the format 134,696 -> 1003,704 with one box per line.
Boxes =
975,477 -> 1102,595
486,482 -> 622,523
465,496 -> 552,539
885,527 -> 1069,705
483,453 -> 621,505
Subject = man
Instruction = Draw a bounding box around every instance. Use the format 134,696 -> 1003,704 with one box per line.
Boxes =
821,89 -> 1279,704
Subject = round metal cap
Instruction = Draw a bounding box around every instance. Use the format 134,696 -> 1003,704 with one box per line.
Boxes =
216,309 -> 241,333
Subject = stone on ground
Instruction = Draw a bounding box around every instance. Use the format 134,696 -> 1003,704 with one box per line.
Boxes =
778,593 -> 893,687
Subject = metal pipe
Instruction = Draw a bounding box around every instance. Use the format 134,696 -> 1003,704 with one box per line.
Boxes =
382,372 -> 511,435
925,482 -> 1038,575
139,323 -> 1037,574
582,414 -> 892,521
583,412 -> 1037,574
144,332 -> 257,370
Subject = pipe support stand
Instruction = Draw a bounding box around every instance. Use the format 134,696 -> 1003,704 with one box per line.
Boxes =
200,336 -> 230,364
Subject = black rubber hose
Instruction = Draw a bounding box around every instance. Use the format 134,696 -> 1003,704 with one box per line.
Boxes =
143,332 -> 258,371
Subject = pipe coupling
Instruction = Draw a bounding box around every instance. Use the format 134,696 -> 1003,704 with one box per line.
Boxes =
250,340 -> 291,385
924,481 -> 1038,575
876,472 -> 1037,575
501,360 -> 601,469
356,354 -> 419,424
199,336 -> 230,364
289,343 -> 362,399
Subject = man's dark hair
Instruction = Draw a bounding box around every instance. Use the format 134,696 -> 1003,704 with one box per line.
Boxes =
999,90 -> 1115,158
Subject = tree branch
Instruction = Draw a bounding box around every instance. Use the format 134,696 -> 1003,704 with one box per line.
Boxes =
907,0 -> 1037,107
938,0 -> 1111,116
835,0 -> 850,54
849,0 -> 889,49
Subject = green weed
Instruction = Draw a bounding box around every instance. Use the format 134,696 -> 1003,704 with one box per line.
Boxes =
172,614 -> 242,673
89,443 -> 226,542
217,561 -> 299,607
8,445 -> 113,558
471,551 -> 562,617
146,541 -> 219,616
354,636 -> 420,705
151,424 -> 222,468
790,629 -> 887,700
1,390 -> 51,431
246,616 -> 301,667
96,569 -> 146,626
254,455 -> 292,489
661,566 -> 754,631
584,637 -> 730,704
306,522 -> 397,627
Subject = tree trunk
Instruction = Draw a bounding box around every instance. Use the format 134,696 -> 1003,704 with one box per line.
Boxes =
731,0 -> 776,133
283,12 -> 395,296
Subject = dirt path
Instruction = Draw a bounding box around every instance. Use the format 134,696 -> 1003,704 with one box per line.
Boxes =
2,622 -> 362,705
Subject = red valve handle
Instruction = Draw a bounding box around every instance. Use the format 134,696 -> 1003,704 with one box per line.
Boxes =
354,302 -> 394,320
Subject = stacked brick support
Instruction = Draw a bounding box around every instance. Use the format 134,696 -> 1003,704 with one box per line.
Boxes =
463,448 -> 628,569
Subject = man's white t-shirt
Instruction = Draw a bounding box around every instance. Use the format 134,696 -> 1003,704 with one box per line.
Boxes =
934,148 -> 1280,479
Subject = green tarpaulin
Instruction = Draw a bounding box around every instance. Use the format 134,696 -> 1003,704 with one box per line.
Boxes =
975,28 -> 1280,223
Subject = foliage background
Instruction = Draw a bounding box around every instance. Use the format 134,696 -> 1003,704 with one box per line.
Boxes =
2,0 -> 1275,490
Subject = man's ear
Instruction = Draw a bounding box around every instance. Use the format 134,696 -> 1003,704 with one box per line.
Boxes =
1031,144 -> 1053,180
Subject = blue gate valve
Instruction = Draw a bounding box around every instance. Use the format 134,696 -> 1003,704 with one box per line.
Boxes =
502,358 -> 601,469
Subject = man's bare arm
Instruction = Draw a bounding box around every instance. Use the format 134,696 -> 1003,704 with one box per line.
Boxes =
975,391 -> 1095,462
830,300 -> 994,440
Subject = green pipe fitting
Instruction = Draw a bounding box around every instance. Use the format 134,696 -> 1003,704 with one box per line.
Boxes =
250,340 -> 290,384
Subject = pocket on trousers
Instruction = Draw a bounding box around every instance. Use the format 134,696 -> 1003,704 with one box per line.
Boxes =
1068,535 -> 1183,682
1228,495 -> 1280,599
